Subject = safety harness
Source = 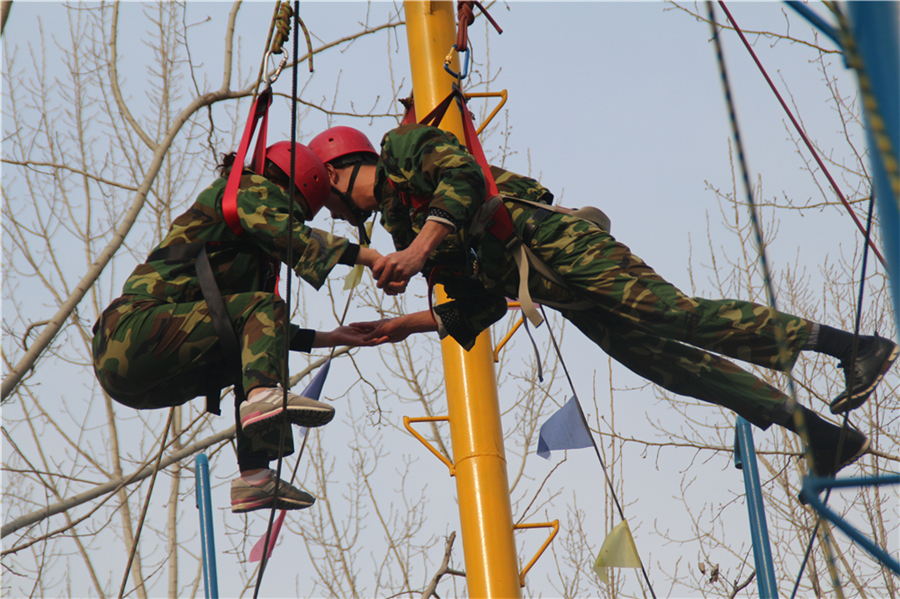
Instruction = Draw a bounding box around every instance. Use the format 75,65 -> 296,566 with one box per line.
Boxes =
395,89 -> 610,327
145,88 -> 278,415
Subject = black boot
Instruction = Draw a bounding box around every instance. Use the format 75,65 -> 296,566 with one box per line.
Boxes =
780,406 -> 869,477
829,334 -> 898,414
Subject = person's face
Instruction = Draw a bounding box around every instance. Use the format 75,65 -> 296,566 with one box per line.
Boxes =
324,164 -> 361,225
324,192 -> 359,225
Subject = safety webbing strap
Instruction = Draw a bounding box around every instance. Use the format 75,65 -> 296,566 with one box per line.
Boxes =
388,178 -> 431,216
222,87 -> 273,237
147,242 -> 246,415
400,100 -> 417,126
451,92 -> 542,324
451,100 -> 607,318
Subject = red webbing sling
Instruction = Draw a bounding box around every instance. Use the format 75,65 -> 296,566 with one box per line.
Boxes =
222,87 -> 272,237
220,87 -> 283,296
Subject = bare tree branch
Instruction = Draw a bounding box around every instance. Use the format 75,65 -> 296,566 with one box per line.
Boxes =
1,159 -> 140,192
2,425 -> 232,540
419,532 -> 464,599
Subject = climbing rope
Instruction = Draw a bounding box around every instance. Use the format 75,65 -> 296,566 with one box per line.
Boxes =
117,408 -> 175,599
454,1 -> 502,53
270,2 -> 293,55
252,2 -> 313,105
444,1 -> 503,81
789,192 -> 877,599
708,1 -> 801,418
271,1 -> 316,74
251,2 -> 358,593
710,3 -> 851,596
251,3 -> 289,101
254,2 -> 299,597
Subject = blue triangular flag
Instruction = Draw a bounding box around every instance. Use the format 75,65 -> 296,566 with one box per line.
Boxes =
537,396 -> 594,459
301,359 -> 331,400
295,360 -> 331,437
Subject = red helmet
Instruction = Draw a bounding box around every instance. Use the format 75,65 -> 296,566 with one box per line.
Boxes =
308,126 -> 378,165
265,141 -> 330,218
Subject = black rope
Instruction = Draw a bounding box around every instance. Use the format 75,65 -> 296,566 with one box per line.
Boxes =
845,191 -> 878,419
538,306 -> 657,599
789,494 -> 826,599
710,3 -> 869,594
708,1 -> 835,587
788,191 -> 877,599
117,408 -> 175,599
254,3 -> 300,596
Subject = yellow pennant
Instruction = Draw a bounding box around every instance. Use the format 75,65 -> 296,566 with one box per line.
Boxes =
344,222 -> 373,291
592,519 -> 642,584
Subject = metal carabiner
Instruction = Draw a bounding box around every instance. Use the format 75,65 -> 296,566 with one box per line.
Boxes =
263,49 -> 289,88
443,44 -> 470,80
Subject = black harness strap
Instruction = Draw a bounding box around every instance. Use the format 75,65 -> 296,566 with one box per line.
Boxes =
148,241 -> 246,415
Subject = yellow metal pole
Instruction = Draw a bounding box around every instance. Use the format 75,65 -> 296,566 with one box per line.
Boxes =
403,2 -> 522,598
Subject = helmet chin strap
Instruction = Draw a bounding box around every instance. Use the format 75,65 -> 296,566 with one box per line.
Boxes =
333,163 -> 372,245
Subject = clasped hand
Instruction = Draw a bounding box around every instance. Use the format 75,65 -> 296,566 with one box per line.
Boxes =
371,247 -> 426,291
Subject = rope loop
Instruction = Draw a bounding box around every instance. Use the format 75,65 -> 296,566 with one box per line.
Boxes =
270,1 -> 294,55
455,0 -> 503,53
446,0 -> 501,81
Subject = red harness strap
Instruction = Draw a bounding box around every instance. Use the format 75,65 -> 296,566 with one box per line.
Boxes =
221,87 -> 283,296
222,87 -> 272,237
454,95 -> 516,244
413,89 -> 514,245
387,179 -> 431,216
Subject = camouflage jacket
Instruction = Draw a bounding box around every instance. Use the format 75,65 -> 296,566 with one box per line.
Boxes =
122,171 -> 352,304
375,124 -> 565,347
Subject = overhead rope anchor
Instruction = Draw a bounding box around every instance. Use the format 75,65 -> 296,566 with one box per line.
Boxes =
444,0 -> 502,80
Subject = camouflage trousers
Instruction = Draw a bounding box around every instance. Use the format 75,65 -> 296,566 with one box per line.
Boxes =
526,211 -> 812,429
92,292 -> 293,469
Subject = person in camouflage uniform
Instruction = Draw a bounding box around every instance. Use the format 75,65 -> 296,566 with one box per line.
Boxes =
309,123 -> 898,479
93,141 -> 381,513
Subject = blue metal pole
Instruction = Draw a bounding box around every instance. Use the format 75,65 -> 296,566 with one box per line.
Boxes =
801,474 -> 900,574
845,2 -> 900,338
195,453 -> 219,599
734,417 -> 779,598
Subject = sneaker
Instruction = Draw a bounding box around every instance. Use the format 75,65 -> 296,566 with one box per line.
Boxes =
231,470 -> 315,513
830,335 -> 898,414
240,386 -> 335,438
807,421 -> 869,478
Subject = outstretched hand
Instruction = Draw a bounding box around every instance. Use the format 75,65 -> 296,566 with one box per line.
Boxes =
320,325 -> 384,348
349,311 -> 439,345
348,318 -> 412,345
